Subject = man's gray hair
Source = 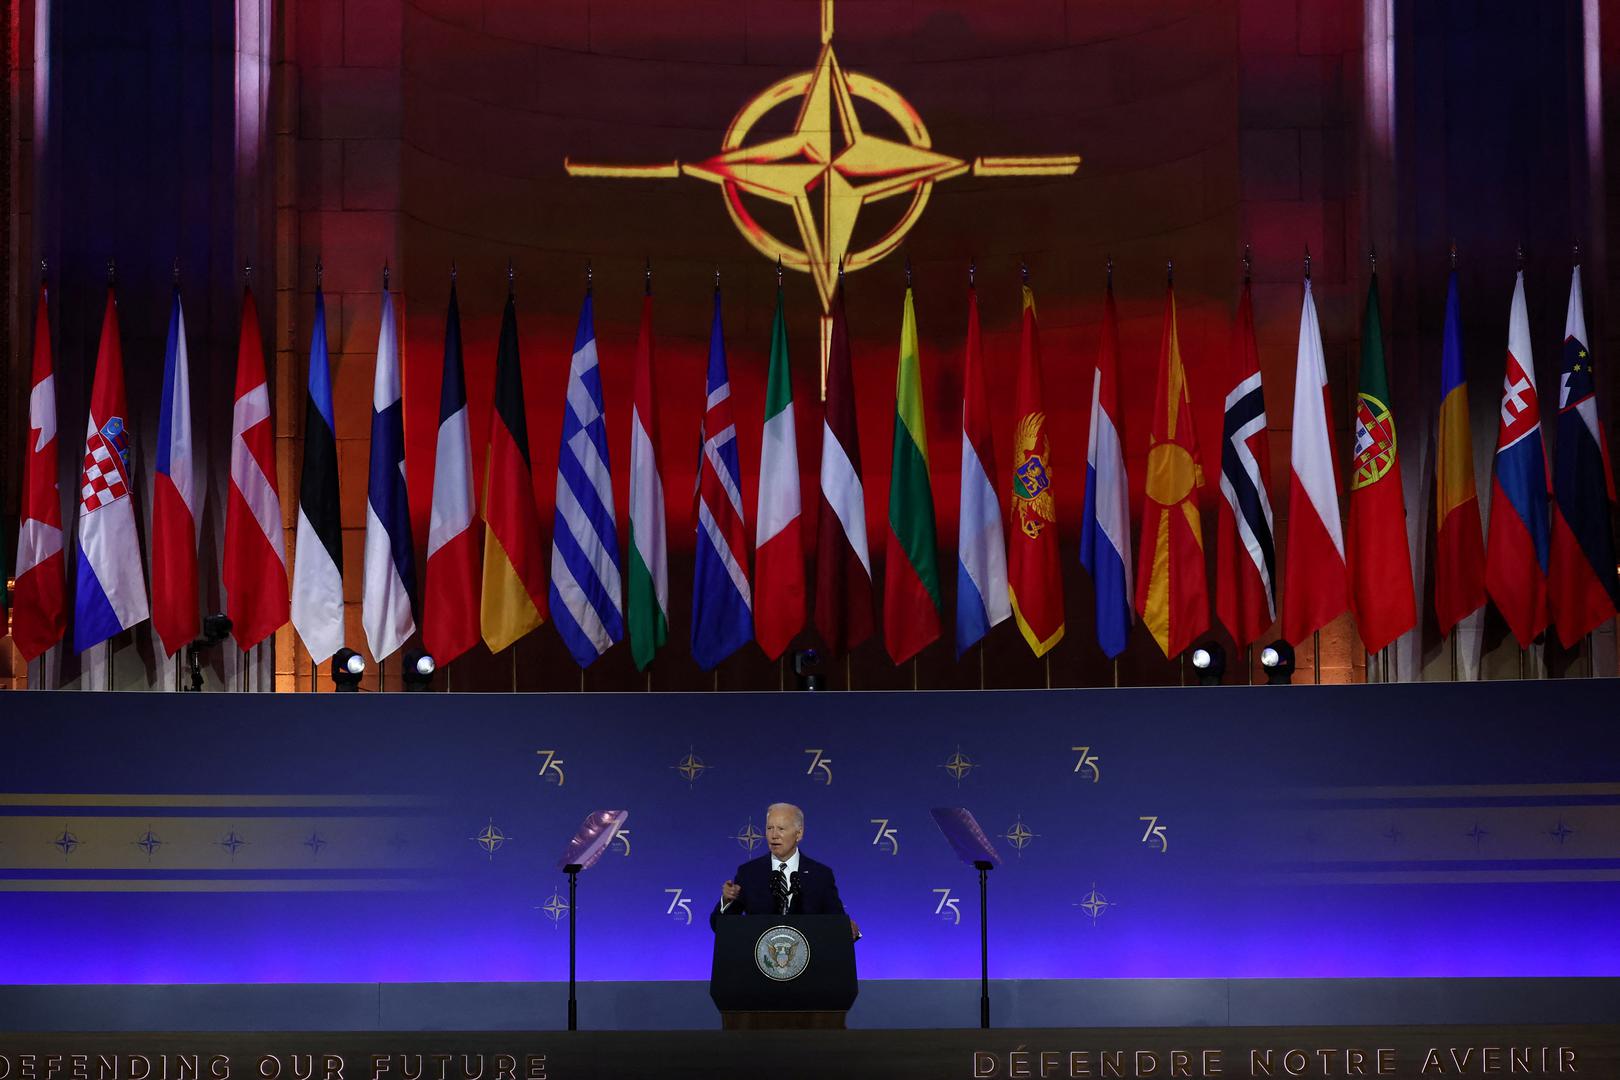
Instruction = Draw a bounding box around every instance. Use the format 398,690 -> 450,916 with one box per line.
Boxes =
767,802 -> 804,829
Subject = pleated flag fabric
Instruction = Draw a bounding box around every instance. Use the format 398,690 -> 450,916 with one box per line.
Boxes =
692,288 -> 754,670
627,290 -> 670,671
361,286 -> 416,662
1080,275 -> 1135,658
423,282 -> 482,664
883,286 -> 942,664
291,285 -> 344,664
11,283 -> 67,662
814,279 -> 874,655
955,282 -> 1010,657
550,290 -> 626,667
151,286 -> 199,655
753,286 -> 805,662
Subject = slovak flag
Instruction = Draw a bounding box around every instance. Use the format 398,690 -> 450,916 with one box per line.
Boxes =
74,287 -> 150,652
1482,270 -> 1551,648
151,286 -> 199,654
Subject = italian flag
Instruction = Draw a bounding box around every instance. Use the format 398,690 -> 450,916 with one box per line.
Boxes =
627,292 -> 669,670
753,286 -> 805,660
883,287 -> 943,662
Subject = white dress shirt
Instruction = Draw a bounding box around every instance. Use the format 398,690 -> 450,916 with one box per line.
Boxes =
720,847 -> 800,913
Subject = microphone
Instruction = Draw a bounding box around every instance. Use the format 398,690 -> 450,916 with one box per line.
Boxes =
788,870 -> 802,912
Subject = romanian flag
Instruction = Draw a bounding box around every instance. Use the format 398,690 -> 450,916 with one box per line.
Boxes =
1007,284 -> 1064,656
480,294 -> 548,653
883,286 -> 942,663
1134,280 -> 1209,659
1433,269 -> 1486,635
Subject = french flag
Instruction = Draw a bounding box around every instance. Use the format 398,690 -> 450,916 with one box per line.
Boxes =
223,287 -> 290,651
1482,270 -> 1550,648
955,284 -> 1010,656
151,286 -> 198,655
74,286 -> 150,653
423,281 -> 481,664
1078,276 -> 1134,659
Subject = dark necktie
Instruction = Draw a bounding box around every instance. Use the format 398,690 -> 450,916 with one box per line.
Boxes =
771,863 -> 790,914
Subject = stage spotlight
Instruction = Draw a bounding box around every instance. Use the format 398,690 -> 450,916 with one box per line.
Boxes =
1189,641 -> 1226,686
184,613 -> 233,692
403,650 -> 436,692
331,648 -> 366,692
1259,639 -> 1296,685
792,648 -> 824,691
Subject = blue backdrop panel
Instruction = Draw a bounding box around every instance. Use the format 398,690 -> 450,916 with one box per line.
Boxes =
1,683 -> 1616,984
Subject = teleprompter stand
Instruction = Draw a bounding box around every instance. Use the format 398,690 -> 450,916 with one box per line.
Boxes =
555,809 -> 628,1031
930,807 -> 1002,1028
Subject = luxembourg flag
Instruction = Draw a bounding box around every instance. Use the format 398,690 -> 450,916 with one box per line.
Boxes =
954,282 -> 1010,656
150,286 -> 198,655
361,285 -> 417,662
74,286 -> 150,652
1078,274 -> 1135,659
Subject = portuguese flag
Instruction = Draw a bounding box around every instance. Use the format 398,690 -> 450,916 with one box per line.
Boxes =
1346,273 -> 1416,653
883,287 -> 942,663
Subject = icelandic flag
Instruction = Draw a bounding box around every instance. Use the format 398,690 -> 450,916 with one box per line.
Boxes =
955,284 -> 1010,656
151,287 -> 198,655
549,290 -> 626,667
691,288 -> 754,669
1548,263 -> 1620,645
1079,278 -> 1135,658
291,285 -> 345,663
361,286 -> 417,662
74,287 -> 150,652
1482,270 -> 1551,648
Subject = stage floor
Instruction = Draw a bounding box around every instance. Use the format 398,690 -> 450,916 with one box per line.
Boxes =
1,1027 -> 1618,1080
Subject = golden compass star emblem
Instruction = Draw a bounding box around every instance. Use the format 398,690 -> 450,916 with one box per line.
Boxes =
565,0 -> 1079,338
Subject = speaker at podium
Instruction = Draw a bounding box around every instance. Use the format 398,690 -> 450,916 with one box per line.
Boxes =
709,914 -> 859,1029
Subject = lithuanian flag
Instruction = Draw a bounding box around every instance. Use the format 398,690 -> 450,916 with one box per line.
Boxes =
883,286 -> 942,663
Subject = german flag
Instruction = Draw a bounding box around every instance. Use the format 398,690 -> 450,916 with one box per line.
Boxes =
480,294 -> 548,652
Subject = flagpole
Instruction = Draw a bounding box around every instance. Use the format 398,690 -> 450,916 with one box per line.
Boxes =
978,643 -> 986,690
1312,630 -> 1321,684
1113,657 -> 1119,689
1245,645 -> 1253,685
1043,654 -> 1051,690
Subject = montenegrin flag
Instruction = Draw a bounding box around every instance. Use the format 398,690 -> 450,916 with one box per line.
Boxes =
1006,283 -> 1064,656
883,285 -> 942,664
1134,278 -> 1209,660
1346,273 -> 1416,654
814,277 -> 874,654
1214,275 -> 1275,649
627,286 -> 670,671
692,287 -> 753,669
422,280 -> 482,664
955,282 -> 1010,656
1080,273 -> 1135,658
1281,274 -> 1348,645
11,282 -> 67,661
74,286 -> 150,652
291,284 -> 344,664
1548,262 -> 1620,646
1483,269 -> 1551,649
480,292 -> 548,653
151,285 -> 199,655
223,286 -> 290,651
361,285 -> 416,662
1433,268 -> 1486,636
754,284 -> 805,662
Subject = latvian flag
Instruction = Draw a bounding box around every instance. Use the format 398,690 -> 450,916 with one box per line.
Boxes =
815,278 -> 874,655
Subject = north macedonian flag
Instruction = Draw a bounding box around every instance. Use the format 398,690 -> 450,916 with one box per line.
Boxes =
1007,284 -> 1064,656
1134,280 -> 1209,659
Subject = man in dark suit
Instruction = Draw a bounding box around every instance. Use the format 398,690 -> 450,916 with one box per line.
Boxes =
711,802 -> 860,940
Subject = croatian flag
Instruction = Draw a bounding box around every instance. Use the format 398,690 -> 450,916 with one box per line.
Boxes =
1482,270 -> 1550,648
151,287 -> 199,655
550,289 -> 626,667
1078,277 -> 1135,659
74,287 -> 150,652
954,284 -> 1010,656
361,286 -> 416,662
691,287 -> 754,669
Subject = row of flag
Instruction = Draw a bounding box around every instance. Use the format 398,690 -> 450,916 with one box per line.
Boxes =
7,260 -> 1617,677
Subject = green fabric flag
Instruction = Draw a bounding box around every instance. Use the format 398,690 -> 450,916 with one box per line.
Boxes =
883,287 -> 942,662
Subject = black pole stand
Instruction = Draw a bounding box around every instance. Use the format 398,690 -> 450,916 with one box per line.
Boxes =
975,859 -> 993,1028
565,863 -> 582,1030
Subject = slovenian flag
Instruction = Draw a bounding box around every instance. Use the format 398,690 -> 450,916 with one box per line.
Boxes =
151,286 -> 198,655
74,286 -> 150,652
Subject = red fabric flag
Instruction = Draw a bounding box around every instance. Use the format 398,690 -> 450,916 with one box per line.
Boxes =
1214,278 -> 1277,648
11,284 -> 67,661
1007,284 -> 1065,656
814,280 -> 875,655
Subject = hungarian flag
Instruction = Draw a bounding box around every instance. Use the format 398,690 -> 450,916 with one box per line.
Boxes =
481,293 -> 548,653
223,286 -> 290,651
1007,284 -> 1064,656
74,286 -> 150,652
1134,281 -> 1209,659
628,288 -> 670,671
1214,277 -> 1276,649
814,278 -> 874,654
1548,263 -> 1620,645
883,286 -> 942,663
1281,275 -> 1349,645
291,284 -> 344,664
1433,269 -> 1486,635
754,284 -> 805,661
423,281 -> 481,664
955,282 -> 1010,657
11,283 -> 66,661
1346,273 -> 1416,654
151,286 -> 198,655
1484,269 -> 1551,648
